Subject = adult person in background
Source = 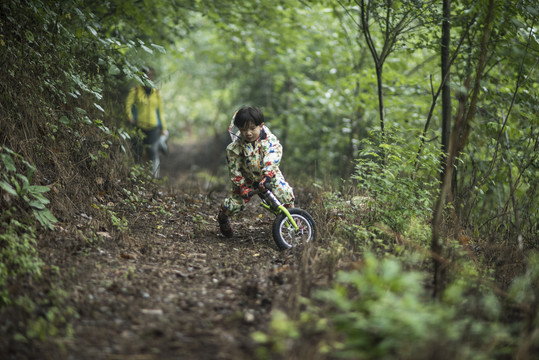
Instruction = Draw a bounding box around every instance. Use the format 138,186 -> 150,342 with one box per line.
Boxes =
125,67 -> 168,178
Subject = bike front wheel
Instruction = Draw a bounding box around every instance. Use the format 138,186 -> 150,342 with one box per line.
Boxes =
272,208 -> 316,250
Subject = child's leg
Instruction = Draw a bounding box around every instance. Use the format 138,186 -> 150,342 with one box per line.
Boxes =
221,192 -> 244,217
218,191 -> 244,237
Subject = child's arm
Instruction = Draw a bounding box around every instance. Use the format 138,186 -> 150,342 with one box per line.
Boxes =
226,144 -> 247,188
261,139 -> 283,179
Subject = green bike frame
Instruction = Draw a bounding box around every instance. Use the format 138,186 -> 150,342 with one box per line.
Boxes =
259,190 -> 299,231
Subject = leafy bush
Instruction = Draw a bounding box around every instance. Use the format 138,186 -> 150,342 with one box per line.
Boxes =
315,253 -> 448,359
313,130 -> 440,255
0,147 -> 74,343
0,146 -> 56,300
0,227 -> 44,307
313,252 -> 512,360
252,309 -> 301,358
1,147 -> 58,230
254,252 -> 516,360
353,129 -> 441,234
506,252 -> 539,355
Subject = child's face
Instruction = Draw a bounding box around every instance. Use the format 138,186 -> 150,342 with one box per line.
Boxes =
239,122 -> 264,143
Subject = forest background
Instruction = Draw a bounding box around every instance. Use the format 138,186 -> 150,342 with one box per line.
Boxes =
0,0 -> 538,359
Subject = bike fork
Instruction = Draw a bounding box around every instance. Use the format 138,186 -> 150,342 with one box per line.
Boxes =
280,206 -> 299,231
260,191 -> 299,231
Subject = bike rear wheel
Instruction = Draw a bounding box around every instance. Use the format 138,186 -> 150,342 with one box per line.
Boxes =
272,208 -> 316,250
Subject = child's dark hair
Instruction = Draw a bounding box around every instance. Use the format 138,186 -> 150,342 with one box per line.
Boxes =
233,106 -> 264,128
142,66 -> 154,75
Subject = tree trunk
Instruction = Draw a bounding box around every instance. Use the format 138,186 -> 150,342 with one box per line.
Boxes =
432,0 -> 452,299
432,0 -> 496,299
441,0 -> 451,181
375,64 -> 386,141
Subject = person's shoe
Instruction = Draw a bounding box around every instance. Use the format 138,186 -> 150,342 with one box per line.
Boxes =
218,209 -> 233,237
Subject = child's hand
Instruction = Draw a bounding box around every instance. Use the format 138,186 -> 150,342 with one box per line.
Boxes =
258,176 -> 272,191
240,185 -> 251,202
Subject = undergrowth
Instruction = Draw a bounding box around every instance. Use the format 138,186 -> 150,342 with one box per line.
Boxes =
0,1 -> 156,350
253,130 -> 538,360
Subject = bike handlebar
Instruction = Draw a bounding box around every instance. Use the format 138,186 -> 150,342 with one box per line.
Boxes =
247,189 -> 268,198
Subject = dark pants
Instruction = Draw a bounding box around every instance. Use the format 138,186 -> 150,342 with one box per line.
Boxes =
133,127 -> 161,177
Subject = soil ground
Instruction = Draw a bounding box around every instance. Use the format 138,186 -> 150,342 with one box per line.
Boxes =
28,138 -> 321,360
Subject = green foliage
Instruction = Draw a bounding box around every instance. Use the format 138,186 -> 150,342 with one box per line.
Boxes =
438,0 -> 539,243
315,252 -> 512,359
353,130 -> 441,233
253,252 -> 511,360
508,252 -> 539,330
0,227 -> 44,307
252,309 -> 301,358
315,253 -> 448,359
17,284 -> 77,342
1,147 -> 57,230
0,146 -> 75,345
2,0 -> 99,111
108,209 -> 128,232
160,3 -> 377,179
0,147 -> 51,303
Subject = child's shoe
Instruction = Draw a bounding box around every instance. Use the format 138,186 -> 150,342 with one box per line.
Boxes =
218,209 -> 233,237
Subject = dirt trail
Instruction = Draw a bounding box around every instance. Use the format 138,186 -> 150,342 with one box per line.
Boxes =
48,139 -> 312,360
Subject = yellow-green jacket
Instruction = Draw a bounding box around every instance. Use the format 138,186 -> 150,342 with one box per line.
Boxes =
125,86 -> 166,132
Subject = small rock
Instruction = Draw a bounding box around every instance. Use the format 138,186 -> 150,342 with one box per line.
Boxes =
244,311 -> 255,323
141,309 -> 163,316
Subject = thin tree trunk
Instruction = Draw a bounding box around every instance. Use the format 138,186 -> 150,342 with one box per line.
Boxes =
432,0 -> 452,299
375,64 -> 385,139
412,12 -> 471,178
359,0 -> 386,142
441,0 -> 451,180
432,0 -> 495,299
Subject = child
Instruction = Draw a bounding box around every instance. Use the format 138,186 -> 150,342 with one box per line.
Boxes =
218,106 -> 295,237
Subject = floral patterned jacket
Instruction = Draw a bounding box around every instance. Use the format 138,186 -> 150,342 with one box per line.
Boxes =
226,125 -> 285,189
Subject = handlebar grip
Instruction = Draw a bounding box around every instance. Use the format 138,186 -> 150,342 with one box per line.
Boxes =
248,188 -> 269,198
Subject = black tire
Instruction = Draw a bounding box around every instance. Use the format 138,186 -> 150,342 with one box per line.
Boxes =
272,208 -> 316,250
